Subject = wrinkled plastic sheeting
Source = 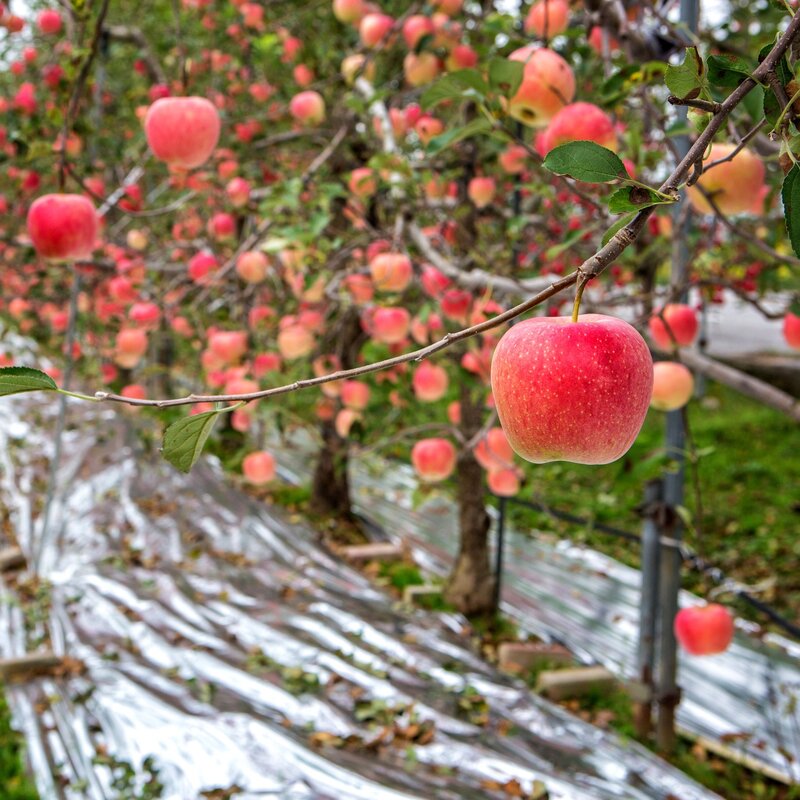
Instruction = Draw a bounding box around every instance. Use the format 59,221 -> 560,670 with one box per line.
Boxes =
280,444 -> 800,785
0,399 -> 720,799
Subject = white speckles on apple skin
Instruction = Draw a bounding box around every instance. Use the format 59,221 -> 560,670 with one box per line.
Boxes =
490,314 -> 653,465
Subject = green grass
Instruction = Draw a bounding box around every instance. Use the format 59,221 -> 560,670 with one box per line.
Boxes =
0,687 -> 38,799
508,383 -> 800,627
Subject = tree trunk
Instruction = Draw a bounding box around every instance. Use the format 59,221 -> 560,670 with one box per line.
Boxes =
310,419 -> 354,518
308,307 -> 365,518
443,381 -> 494,616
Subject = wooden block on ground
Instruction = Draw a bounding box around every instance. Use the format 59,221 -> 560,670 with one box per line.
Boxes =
0,546 -> 25,573
341,542 -> 405,563
0,652 -> 64,682
402,584 -> 441,605
535,666 -> 615,700
498,642 -> 573,674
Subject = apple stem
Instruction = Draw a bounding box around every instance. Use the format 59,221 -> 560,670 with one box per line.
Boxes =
571,277 -> 588,323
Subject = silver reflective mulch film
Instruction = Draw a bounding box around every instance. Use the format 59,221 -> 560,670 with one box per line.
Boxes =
0,385 -> 721,799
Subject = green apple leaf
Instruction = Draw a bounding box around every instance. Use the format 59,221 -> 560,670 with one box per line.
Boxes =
607,185 -> 674,214
162,410 -> 221,473
782,165 -> 800,259
426,117 -> 493,154
488,58 -> 524,97
601,211 -> 638,245
543,141 -> 629,184
0,366 -> 58,397
665,46 -> 705,100
706,54 -> 752,89
420,69 -> 489,110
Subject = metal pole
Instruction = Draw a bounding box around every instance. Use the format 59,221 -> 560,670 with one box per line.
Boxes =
655,0 -> 698,752
492,496 -> 507,613
635,478 -> 662,739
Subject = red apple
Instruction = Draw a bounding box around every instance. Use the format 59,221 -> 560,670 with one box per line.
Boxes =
371,307 -> 411,344
474,427 -> 514,472
144,97 -> 221,169
412,361 -> 448,402
468,177 -> 496,209
537,102 -> 617,156
403,14 -> 435,48
490,314 -> 653,464
524,0 -> 569,37
687,143 -> 766,216
236,251 -> 269,283
289,90 -> 326,125
487,467 -> 521,497
348,167 -> 377,198
648,304 -> 699,349
36,9 -> 62,35
783,312 -> 800,349
650,362 -> 694,411
508,47 -> 575,128
243,451 -> 276,484
674,604 -> 734,656
341,380 -> 370,410
360,13 -> 394,48
369,252 -> 412,292
27,193 -> 98,261
411,437 -> 456,482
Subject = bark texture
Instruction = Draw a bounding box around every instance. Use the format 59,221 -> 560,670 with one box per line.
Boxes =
443,381 -> 494,615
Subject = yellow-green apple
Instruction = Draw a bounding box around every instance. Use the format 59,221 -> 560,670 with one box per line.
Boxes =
783,312 -> 800,348
490,314 -> 653,464
650,362 -> 694,411
332,0 -> 365,24
432,0 -> 463,15
536,102 -> 617,155
289,90 -> 325,125
242,451 -> 276,484
508,46 -> 575,128
674,604 -> 734,656
369,252 -> 412,292
144,97 -> 220,169
433,0 -> 464,17
686,143 -> 766,216
412,361 -> 448,401
524,0 -> 569,37
341,54 -> 376,85
27,193 -> 98,260
468,177 -> 496,208
277,322 -> 315,359
648,304 -> 698,349
411,437 -> 456,482
404,52 -> 441,86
